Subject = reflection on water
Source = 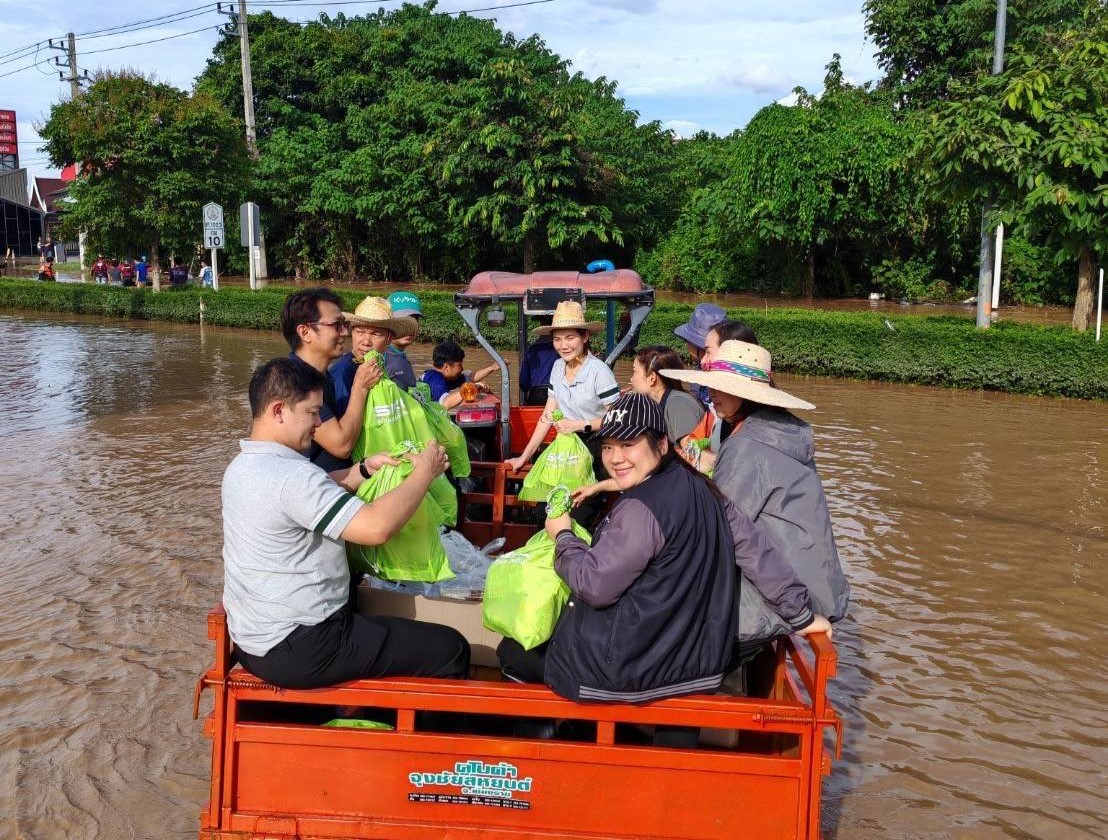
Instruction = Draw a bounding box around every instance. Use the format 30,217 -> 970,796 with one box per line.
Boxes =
0,312 -> 1104,839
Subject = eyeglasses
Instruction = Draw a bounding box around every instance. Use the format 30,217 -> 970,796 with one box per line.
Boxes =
309,318 -> 350,333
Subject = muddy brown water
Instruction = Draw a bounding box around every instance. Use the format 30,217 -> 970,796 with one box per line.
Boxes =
0,311 -> 1104,839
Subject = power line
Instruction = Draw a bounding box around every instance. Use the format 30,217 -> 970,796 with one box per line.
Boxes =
0,59 -> 54,80
74,3 -> 218,38
0,40 -> 46,63
78,7 -> 220,42
81,23 -> 224,56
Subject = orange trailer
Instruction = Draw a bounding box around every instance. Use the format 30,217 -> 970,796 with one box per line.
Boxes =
194,268 -> 843,839
195,607 -> 840,840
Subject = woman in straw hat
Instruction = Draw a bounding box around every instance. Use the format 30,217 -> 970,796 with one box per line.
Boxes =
505,300 -> 620,473
661,341 -> 850,663
331,297 -> 418,419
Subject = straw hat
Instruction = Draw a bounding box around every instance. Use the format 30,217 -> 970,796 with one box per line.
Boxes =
533,301 -> 603,335
343,297 -> 419,338
660,340 -> 815,411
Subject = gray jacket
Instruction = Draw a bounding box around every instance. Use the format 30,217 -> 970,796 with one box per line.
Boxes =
714,407 -> 850,645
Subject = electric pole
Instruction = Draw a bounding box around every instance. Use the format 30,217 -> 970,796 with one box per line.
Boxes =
219,1 -> 268,282
976,0 -> 1008,328
49,33 -> 91,275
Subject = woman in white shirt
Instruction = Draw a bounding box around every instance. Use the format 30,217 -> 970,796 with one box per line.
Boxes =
505,301 -> 620,472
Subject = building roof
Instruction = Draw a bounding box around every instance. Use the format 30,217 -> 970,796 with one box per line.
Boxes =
31,176 -> 69,215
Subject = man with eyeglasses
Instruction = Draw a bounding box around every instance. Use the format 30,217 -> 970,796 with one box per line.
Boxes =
281,288 -> 382,472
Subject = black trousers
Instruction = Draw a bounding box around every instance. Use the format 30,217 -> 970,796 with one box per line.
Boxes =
236,605 -> 470,690
497,637 -> 548,683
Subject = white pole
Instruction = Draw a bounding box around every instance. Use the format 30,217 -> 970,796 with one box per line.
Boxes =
211,247 -> 219,292
991,222 -> 1004,312
247,203 -> 257,291
1096,267 -> 1104,343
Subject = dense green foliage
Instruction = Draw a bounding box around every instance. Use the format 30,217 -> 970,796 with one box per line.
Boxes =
37,0 -> 1104,328
3,278 -> 1104,399
195,3 -> 674,281
38,73 -> 251,277
864,0 -> 1088,105
919,4 -> 1108,329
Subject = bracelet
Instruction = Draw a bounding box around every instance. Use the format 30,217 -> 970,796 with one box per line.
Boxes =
358,459 -> 371,480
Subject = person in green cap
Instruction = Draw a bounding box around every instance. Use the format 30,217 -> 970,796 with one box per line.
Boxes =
386,291 -> 422,389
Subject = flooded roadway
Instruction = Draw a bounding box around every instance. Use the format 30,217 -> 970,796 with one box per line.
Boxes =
0,311 -> 1104,839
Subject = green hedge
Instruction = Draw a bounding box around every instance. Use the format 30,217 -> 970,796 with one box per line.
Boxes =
2,278 -> 1105,399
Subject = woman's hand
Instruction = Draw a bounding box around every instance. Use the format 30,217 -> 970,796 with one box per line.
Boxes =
795,615 -> 833,639
553,417 -> 583,435
545,512 -> 572,541
505,455 -> 528,472
364,451 -> 402,473
571,483 -> 601,507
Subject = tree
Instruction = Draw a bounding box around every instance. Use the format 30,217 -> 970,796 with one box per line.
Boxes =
864,0 -> 1088,105
439,42 -> 623,273
721,58 -> 916,298
920,6 -> 1108,330
38,72 -> 251,285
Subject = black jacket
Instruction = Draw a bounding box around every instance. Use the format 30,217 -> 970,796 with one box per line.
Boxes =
543,458 -> 812,703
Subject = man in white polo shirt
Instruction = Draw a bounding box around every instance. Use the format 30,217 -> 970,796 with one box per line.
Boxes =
222,357 -> 469,689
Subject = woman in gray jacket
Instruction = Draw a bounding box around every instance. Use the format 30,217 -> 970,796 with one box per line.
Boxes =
663,340 -> 850,659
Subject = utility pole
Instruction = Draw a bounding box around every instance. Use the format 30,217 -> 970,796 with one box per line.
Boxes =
976,0 -> 1008,329
219,2 -> 268,282
50,33 -> 91,275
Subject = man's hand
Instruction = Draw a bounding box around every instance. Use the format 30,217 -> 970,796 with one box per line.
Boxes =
353,357 -> 382,393
407,440 -> 448,478
365,451 -> 402,472
571,483 -> 601,507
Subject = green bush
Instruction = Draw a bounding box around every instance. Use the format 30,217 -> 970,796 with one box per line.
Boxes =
2,278 -> 1105,399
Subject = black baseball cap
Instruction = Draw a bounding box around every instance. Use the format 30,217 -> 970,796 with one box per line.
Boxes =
595,392 -> 666,441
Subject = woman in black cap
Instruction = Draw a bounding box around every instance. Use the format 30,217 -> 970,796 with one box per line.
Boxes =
497,392 -> 830,711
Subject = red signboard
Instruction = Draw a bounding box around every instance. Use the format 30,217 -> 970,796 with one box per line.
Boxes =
0,109 -> 15,120
0,131 -> 15,141
0,143 -> 17,155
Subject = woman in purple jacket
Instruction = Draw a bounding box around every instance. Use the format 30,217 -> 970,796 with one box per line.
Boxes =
496,392 -> 830,709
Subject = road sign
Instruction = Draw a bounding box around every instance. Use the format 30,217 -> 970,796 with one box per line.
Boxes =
203,202 -> 225,250
239,202 -> 261,247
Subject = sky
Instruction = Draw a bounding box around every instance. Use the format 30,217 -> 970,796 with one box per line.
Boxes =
0,0 -> 883,194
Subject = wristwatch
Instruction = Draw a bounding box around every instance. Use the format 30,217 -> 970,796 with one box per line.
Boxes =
583,423 -> 592,434
358,459 -> 372,480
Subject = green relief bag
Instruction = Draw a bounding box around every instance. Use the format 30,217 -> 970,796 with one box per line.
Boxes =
351,352 -> 437,463
517,412 -> 595,502
347,443 -> 454,583
427,474 -> 458,528
482,519 -> 591,650
409,382 -> 471,479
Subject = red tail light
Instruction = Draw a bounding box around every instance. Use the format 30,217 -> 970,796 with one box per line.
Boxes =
455,407 -> 498,425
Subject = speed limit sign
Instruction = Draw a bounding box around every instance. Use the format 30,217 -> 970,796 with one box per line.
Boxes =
203,202 -> 225,250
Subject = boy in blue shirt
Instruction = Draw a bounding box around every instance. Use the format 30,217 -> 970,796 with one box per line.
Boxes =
421,341 -> 499,409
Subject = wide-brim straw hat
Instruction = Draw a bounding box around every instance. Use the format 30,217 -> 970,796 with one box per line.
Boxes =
343,296 -> 419,338
533,300 -> 603,335
660,340 -> 815,411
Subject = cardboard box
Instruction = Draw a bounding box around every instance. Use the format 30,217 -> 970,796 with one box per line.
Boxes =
357,584 -> 503,668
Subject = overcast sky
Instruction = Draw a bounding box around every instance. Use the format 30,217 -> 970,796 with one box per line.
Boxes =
1,0 -> 882,191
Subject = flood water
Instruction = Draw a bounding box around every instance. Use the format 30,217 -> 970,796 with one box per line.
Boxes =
0,311 -> 1104,840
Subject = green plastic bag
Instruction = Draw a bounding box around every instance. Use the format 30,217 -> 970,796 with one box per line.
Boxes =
482,519 -> 591,650
517,414 -> 595,502
427,474 -> 458,528
347,442 -> 454,583
409,382 -> 471,478
351,352 -> 437,464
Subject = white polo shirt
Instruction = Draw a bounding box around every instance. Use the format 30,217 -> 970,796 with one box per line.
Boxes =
550,353 -> 620,421
221,440 -> 364,656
